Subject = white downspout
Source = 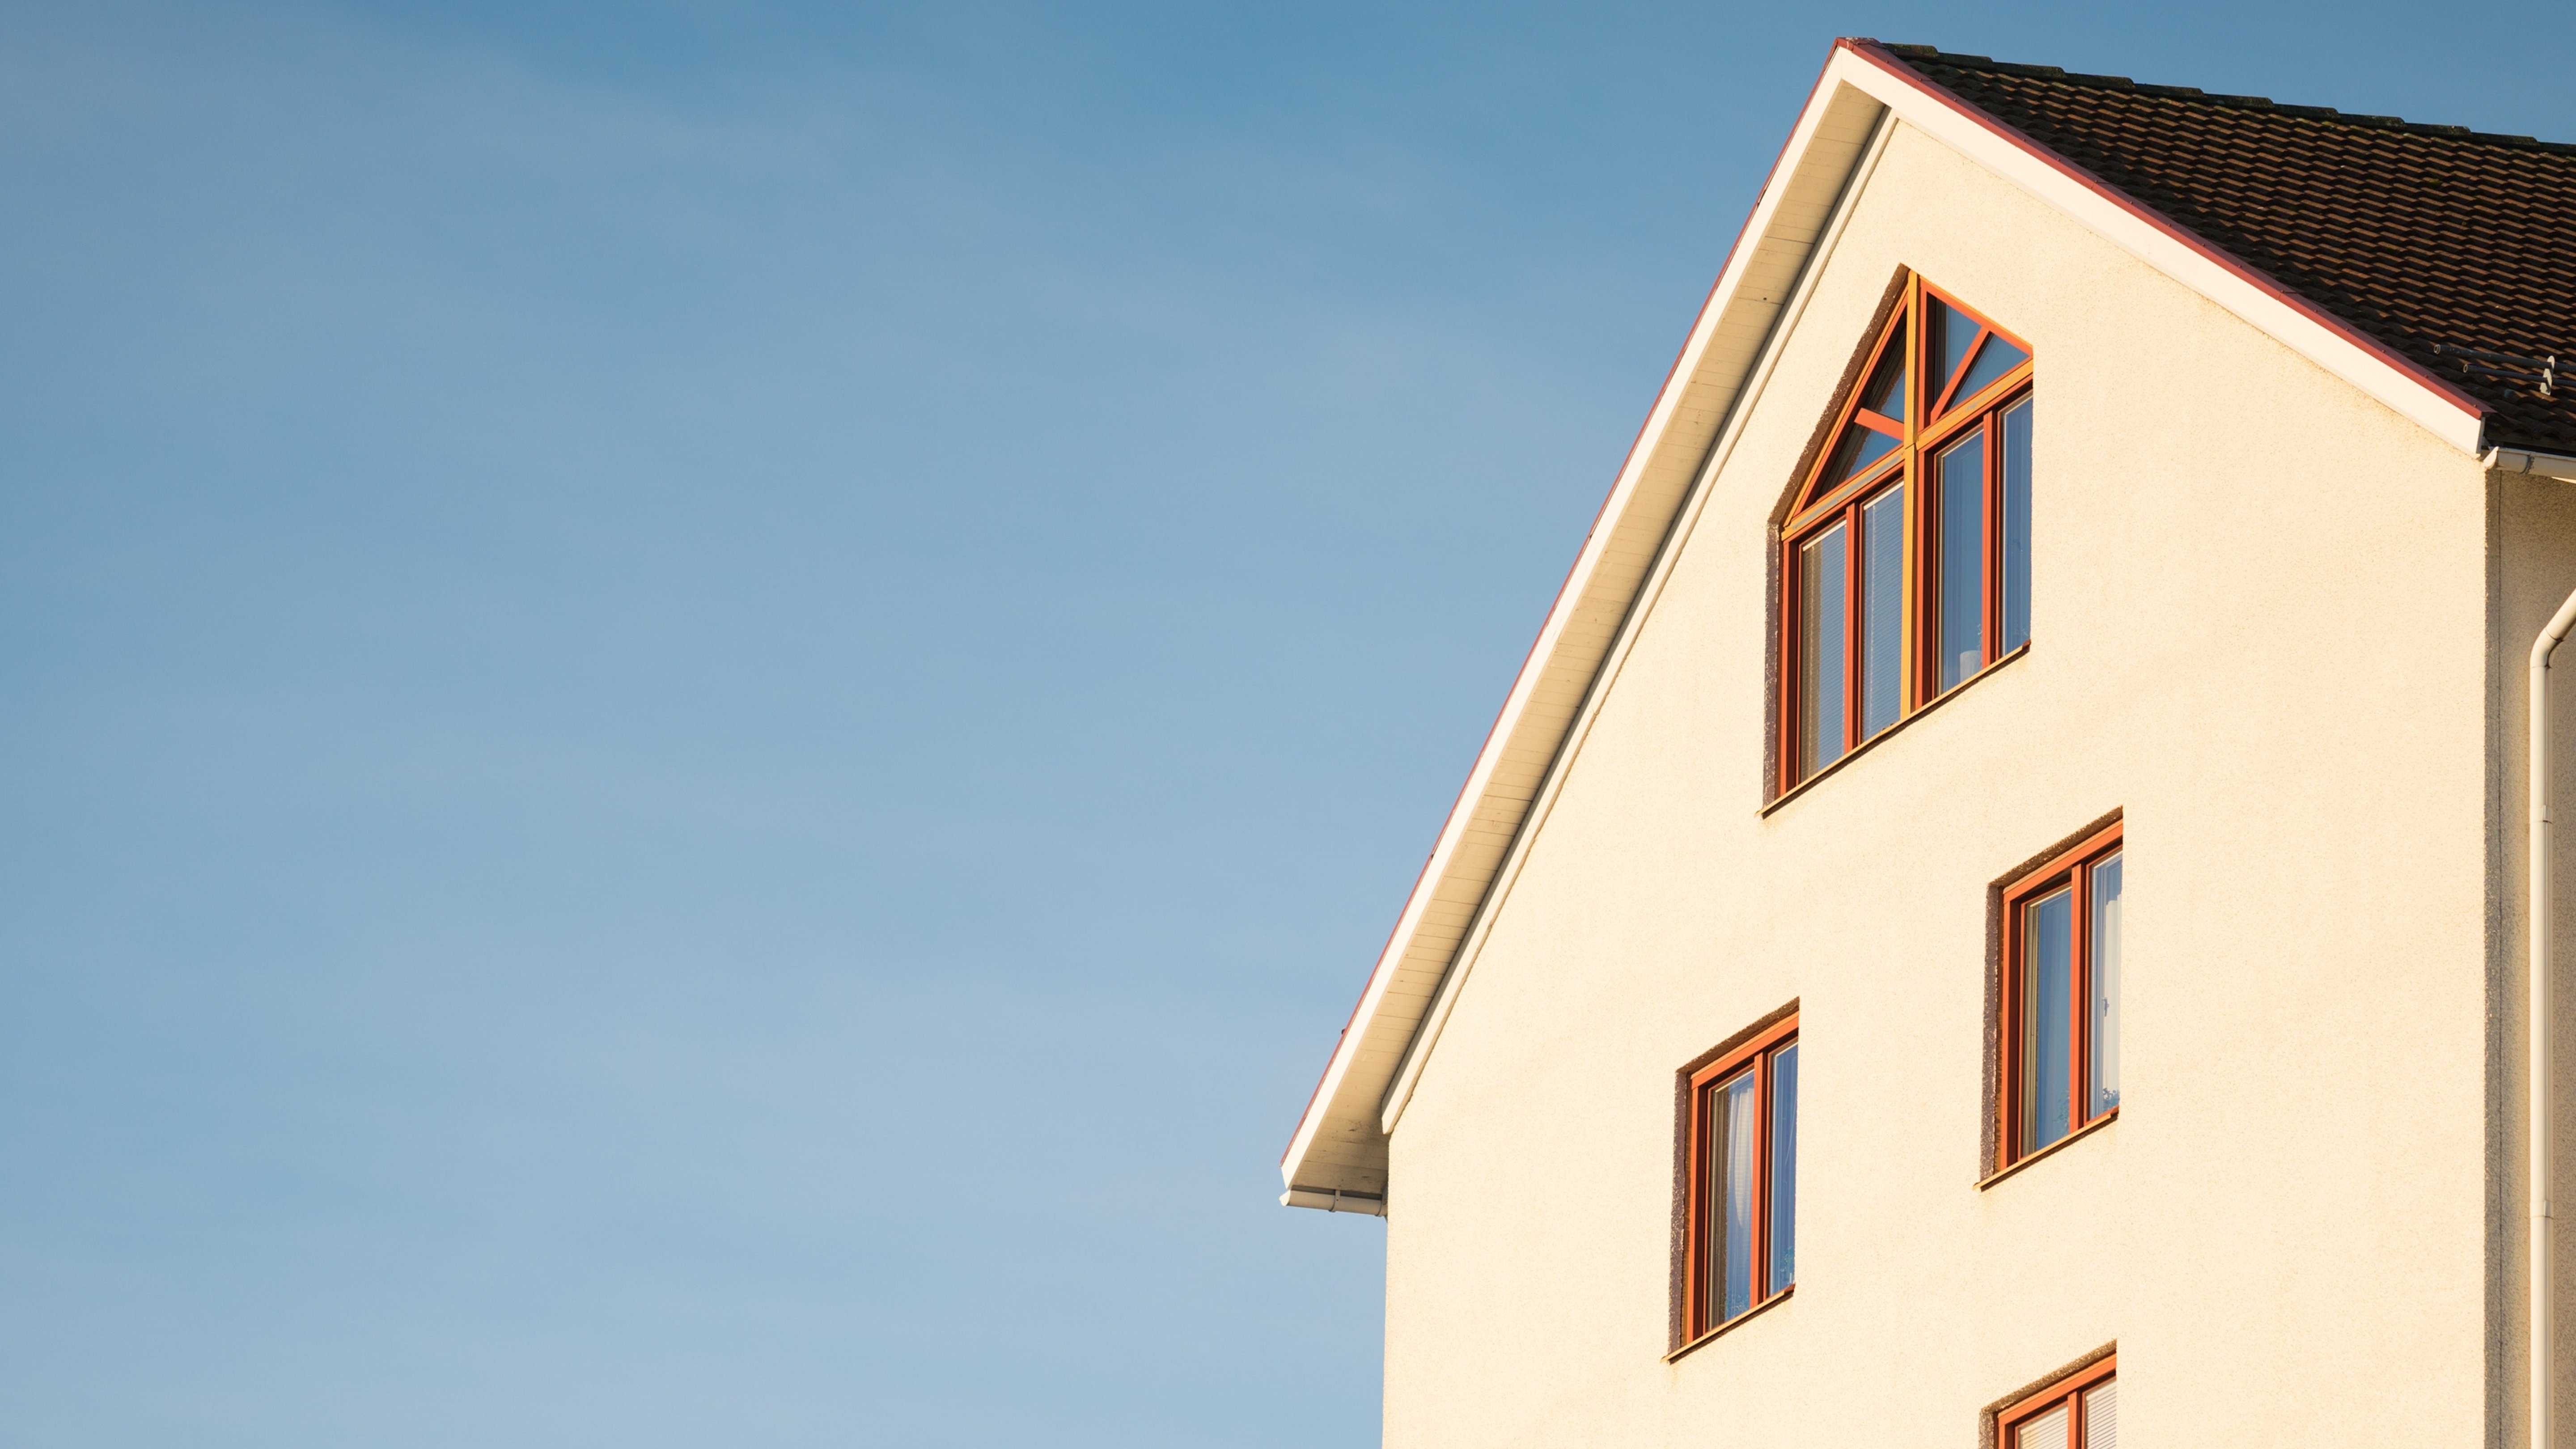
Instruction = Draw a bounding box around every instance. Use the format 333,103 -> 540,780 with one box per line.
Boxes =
2538,579 -> 2576,1449
2518,443 -> 2576,1449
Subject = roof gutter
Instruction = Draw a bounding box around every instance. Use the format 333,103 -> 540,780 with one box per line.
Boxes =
1279,1185 -> 1387,1216
2496,447 -> 2576,484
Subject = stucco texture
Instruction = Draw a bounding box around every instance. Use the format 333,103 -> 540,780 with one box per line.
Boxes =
1382,120 -> 2510,1446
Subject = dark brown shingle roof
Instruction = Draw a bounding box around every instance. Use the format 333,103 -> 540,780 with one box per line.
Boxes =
1881,43 -> 2576,453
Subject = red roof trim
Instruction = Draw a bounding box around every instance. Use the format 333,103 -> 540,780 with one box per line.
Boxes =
1839,38 -> 2489,424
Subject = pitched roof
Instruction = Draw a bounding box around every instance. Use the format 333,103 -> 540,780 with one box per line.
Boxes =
1884,45 -> 2576,453
1282,40 -> 2566,1214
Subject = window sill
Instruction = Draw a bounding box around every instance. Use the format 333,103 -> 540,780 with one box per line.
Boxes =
1762,642 -> 2031,818
1664,1285 -> 1793,1364
1975,1107 -> 2117,1192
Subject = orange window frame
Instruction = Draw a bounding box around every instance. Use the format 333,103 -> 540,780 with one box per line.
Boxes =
1681,1014 -> 1797,1341
1997,1354 -> 2115,1449
1776,274 -> 2034,793
1997,821 -> 2123,1170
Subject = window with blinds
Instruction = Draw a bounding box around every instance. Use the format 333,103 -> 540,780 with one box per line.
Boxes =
1999,1356 -> 2114,1449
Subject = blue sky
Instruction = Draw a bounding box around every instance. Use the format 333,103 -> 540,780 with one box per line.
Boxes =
4,3 -> 2572,1445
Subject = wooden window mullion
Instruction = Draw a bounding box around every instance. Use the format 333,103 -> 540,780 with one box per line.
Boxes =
1906,280 -> 1921,716
1704,1077 -> 1721,1326
1898,461 -> 1916,715
1910,283 -> 1932,715
1913,457 -> 1939,712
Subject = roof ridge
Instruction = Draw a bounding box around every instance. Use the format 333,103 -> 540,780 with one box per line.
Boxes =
1877,41 -> 2576,155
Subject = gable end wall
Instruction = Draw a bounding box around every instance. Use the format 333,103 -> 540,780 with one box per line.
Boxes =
1384,120 -> 2491,1448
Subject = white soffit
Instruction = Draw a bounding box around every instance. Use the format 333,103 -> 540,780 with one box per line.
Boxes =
1279,38 -> 2490,1211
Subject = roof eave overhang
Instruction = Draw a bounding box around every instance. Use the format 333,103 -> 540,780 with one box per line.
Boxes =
1280,38 -> 2491,1212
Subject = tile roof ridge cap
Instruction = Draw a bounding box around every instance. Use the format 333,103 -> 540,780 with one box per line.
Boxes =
1880,43 -> 2136,90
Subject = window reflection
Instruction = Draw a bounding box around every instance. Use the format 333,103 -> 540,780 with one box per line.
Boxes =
1824,421 -> 1900,486
1930,294 -> 1977,399
1861,487 -> 1905,738
2091,853 -> 2123,1117
1800,524 -> 1848,772
1938,433 -> 1987,690
1957,332 -> 2031,405
2002,399 -> 2033,654
2024,887 -> 2074,1153
1859,329 -> 1907,423
1710,1072 -> 1760,1322
1767,1043 -> 1797,1294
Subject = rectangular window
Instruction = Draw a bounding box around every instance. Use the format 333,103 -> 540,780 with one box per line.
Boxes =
1999,1356 -> 2115,1449
2000,823 -> 2123,1168
1684,1016 -> 1798,1340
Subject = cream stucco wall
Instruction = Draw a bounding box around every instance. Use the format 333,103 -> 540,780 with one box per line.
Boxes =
1381,119 -> 2515,1446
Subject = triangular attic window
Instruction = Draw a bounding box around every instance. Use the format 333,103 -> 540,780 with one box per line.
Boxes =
1799,322 -> 1908,511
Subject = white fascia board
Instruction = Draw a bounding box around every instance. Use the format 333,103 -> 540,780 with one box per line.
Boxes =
1833,42 -> 2488,454
1373,115 -> 1901,1140
1279,51 -> 1889,1204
